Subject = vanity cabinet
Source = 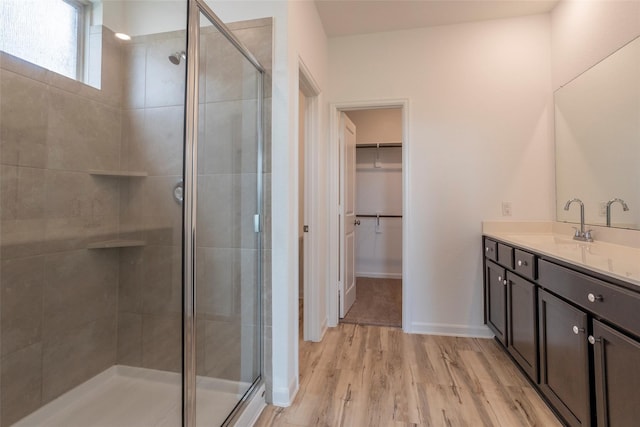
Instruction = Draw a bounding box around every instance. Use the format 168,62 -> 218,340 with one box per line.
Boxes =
538,289 -> 591,427
591,320 -> 640,426
483,235 -> 640,427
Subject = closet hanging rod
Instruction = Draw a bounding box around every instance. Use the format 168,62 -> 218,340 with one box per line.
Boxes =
356,214 -> 403,218
356,142 -> 402,148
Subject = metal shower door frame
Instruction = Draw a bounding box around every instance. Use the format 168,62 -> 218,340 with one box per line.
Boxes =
183,1 -> 265,426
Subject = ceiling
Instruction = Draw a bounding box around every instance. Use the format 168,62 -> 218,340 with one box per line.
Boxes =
315,0 -> 560,37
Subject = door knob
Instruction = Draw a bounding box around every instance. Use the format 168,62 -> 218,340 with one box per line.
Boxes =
354,219 -> 361,226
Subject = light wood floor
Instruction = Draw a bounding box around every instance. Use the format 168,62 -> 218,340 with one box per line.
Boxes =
255,324 -> 561,427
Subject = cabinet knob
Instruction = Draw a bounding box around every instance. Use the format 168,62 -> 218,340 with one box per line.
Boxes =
572,325 -> 585,335
587,293 -> 603,303
485,247 -> 489,252
517,260 -> 528,267
503,280 -> 507,285
498,275 -> 502,282
588,335 -> 601,345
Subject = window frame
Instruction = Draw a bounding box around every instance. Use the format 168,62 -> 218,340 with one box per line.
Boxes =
63,0 -> 88,81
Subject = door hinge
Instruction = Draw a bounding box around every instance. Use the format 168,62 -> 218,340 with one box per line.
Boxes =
303,225 -> 309,232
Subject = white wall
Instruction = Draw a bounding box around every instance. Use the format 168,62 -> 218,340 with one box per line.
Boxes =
99,1 -> 187,36
347,108 -> 403,143
329,14 -> 554,336
551,0 -> 640,90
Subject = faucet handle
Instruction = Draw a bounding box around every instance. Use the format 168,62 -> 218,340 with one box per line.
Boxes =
584,229 -> 594,241
572,226 -> 581,237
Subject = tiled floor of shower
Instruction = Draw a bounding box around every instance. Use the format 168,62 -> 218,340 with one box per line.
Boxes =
12,366 -> 248,427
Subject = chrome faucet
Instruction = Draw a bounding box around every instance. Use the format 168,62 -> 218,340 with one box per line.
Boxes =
564,198 -> 593,242
605,198 -> 629,227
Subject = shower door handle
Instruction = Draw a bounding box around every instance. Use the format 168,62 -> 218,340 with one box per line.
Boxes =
173,180 -> 184,205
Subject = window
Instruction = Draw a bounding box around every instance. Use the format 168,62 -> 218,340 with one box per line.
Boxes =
0,0 -> 86,80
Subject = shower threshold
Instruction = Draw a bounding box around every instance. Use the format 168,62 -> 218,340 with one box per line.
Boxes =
12,366 -> 251,427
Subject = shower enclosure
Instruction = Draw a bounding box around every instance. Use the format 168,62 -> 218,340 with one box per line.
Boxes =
0,0 -> 268,425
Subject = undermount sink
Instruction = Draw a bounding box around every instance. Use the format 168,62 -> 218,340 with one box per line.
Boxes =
501,233 -> 640,279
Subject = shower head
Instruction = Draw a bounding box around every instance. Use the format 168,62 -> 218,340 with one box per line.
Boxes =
169,51 -> 186,65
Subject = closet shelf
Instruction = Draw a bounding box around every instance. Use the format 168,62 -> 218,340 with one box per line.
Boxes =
356,214 -> 402,218
356,142 -> 402,148
87,240 -> 146,249
88,170 -> 148,177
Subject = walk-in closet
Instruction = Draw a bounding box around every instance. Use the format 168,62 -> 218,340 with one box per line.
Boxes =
341,108 -> 403,327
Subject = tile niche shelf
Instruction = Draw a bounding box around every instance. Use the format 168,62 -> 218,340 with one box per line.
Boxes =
88,170 -> 148,177
87,240 -> 146,249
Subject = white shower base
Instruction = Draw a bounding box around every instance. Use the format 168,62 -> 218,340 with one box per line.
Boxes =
13,366 -> 255,427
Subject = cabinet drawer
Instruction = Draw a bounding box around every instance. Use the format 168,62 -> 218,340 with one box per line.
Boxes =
539,260 -> 640,337
514,249 -> 536,280
484,239 -> 497,261
498,243 -> 514,269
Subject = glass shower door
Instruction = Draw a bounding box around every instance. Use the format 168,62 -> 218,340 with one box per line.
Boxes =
186,6 -> 263,426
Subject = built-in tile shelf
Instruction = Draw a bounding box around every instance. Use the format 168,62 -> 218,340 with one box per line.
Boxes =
88,170 -> 148,177
87,240 -> 146,249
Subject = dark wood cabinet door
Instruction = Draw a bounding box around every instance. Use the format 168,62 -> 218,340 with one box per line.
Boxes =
507,272 -> 538,383
485,260 -> 507,345
592,320 -> 640,427
539,290 -> 591,427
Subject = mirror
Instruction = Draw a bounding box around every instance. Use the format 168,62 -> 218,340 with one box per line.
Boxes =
555,36 -> 640,230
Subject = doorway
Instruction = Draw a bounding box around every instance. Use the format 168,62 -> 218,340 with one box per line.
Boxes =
298,63 -> 322,343
337,107 -> 405,328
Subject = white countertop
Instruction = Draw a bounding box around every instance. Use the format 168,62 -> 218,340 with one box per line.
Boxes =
483,230 -> 640,288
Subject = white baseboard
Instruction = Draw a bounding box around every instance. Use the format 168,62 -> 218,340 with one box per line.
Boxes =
409,322 -> 494,338
271,376 -> 298,407
356,272 -> 402,279
318,317 -> 328,342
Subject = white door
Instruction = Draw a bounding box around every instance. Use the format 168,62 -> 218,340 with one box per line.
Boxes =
340,113 -> 357,317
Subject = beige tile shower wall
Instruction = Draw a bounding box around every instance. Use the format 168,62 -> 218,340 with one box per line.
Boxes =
0,27 -> 124,426
116,29 -> 186,374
